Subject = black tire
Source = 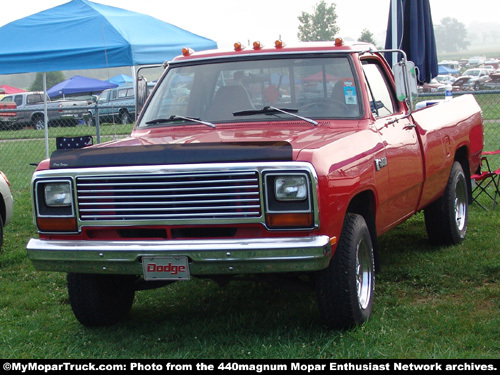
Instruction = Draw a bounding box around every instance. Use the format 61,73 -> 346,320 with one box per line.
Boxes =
315,213 -> 375,330
120,110 -> 131,124
0,215 -> 4,251
33,116 -> 45,130
85,112 -> 95,126
67,273 -> 136,326
424,161 -> 468,246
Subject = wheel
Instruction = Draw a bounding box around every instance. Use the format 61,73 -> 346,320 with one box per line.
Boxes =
33,116 -> 45,130
85,112 -> 95,126
67,273 -> 136,326
120,110 -> 131,124
0,215 -> 4,251
424,161 -> 468,245
315,213 -> 375,330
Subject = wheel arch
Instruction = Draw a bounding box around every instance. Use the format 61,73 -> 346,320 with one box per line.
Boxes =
31,112 -> 44,122
345,189 -> 380,272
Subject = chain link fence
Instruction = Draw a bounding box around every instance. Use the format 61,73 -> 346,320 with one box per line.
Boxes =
1,91 -> 499,195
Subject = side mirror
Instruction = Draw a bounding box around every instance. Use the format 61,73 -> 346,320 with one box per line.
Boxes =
393,60 -> 418,104
136,75 -> 148,119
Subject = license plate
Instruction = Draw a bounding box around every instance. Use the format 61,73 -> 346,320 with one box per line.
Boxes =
142,256 -> 190,281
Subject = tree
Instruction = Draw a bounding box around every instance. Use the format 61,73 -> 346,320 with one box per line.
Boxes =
359,28 -> 376,45
29,71 -> 65,91
297,1 -> 339,42
434,17 -> 470,53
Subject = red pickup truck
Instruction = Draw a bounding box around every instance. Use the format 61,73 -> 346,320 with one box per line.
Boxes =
27,40 -> 483,329
0,100 -> 17,130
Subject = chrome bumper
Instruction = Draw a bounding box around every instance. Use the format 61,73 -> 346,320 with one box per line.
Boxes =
27,236 -> 332,275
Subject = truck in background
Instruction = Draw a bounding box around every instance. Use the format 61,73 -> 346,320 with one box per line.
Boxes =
0,91 -> 87,129
0,100 -> 18,130
86,83 -> 156,125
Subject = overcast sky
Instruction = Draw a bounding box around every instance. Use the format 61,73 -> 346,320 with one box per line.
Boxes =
1,0 -> 499,49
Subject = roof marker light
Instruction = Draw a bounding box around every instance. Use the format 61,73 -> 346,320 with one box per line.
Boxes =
234,42 -> 244,51
334,37 -> 344,47
275,39 -> 285,49
253,41 -> 262,50
182,47 -> 194,56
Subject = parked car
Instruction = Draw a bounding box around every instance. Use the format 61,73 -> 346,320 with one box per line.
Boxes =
484,70 -> 500,90
466,56 -> 486,68
418,78 -> 446,93
0,100 -> 18,130
452,77 -> 475,92
455,69 -> 491,91
87,83 -> 155,125
435,75 -> 456,85
0,171 -> 13,250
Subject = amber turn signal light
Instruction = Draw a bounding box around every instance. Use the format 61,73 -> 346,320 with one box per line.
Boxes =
266,213 -> 312,228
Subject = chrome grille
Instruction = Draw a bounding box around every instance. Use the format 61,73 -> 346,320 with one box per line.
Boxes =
76,171 -> 261,221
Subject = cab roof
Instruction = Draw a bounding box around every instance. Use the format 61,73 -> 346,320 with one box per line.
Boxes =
169,39 -> 377,65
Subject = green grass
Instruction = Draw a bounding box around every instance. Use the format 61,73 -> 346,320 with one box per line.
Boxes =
0,115 -> 499,359
1,163 -> 499,359
0,193 -> 498,359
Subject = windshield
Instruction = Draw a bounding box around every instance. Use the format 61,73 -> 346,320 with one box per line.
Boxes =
138,56 -> 361,127
463,70 -> 480,77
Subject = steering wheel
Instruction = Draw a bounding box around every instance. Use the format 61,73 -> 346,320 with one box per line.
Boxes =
301,99 -> 350,113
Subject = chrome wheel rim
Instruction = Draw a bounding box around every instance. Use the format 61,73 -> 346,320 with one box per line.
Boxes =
454,177 -> 467,232
356,238 -> 373,310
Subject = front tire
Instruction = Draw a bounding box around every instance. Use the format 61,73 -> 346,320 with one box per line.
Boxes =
33,116 -> 45,130
424,161 -> 468,245
67,273 -> 136,326
315,213 -> 375,330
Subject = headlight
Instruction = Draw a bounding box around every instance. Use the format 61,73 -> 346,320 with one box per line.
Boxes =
264,172 -> 314,229
275,176 -> 307,201
44,183 -> 72,207
35,179 -> 76,232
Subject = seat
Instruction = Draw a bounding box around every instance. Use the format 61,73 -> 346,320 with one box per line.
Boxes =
205,85 -> 255,121
471,150 -> 500,210
56,135 -> 93,150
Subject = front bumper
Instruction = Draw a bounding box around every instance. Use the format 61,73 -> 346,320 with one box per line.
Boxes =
27,235 -> 332,276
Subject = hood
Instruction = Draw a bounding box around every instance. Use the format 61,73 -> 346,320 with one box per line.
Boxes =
49,121 -> 356,169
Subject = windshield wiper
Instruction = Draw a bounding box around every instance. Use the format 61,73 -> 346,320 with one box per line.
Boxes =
146,115 -> 215,128
233,106 -> 318,126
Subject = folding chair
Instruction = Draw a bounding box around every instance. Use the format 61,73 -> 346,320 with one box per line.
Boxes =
471,150 -> 500,210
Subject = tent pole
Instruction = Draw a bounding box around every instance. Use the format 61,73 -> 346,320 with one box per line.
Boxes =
43,72 -> 49,159
391,0 -> 399,67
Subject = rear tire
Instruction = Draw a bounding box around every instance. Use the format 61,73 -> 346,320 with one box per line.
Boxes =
67,273 -> 136,326
424,161 -> 468,245
33,116 -> 45,130
120,110 -> 131,124
315,213 -> 375,330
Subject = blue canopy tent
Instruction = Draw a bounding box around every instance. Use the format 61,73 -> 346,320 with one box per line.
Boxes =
47,75 -> 118,98
0,0 -> 217,74
0,0 -> 217,156
384,0 -> 438,84
438,65 -> 459,76
107,74 -> 133,86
